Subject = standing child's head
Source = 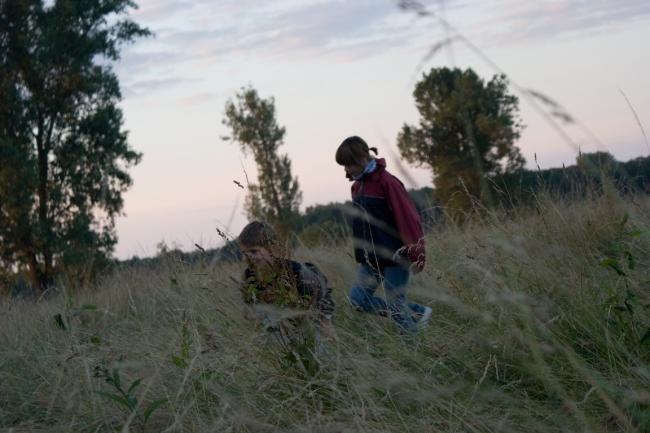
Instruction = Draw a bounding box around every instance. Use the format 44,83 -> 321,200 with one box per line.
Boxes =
335,136 -> 378,181
238,221 -> 282,273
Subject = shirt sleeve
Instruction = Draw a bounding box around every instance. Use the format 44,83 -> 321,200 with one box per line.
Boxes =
240,268 -> 256,304
382,174 -> 426,268
300,263 -> 335,319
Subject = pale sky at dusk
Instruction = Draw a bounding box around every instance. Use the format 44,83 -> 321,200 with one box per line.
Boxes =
113,0 -> 650,259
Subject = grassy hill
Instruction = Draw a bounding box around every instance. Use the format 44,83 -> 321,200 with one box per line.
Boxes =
1,189 -> 649,432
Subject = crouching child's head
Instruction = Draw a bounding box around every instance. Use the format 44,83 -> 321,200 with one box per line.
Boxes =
238,221 -> 284,275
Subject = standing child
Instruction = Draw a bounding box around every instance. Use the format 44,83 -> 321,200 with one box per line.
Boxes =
335,136 -> 431,332
237,221 -> 336,342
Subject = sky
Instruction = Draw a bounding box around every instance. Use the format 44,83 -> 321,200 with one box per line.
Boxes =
112,0 -> 650,259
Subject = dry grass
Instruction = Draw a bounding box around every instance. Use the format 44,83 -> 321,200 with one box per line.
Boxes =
1,190 -> 649,432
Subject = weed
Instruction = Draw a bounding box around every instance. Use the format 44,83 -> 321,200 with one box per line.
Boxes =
95,365 -> 167,431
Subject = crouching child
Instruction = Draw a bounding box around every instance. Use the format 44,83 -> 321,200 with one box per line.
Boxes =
237,221 -> 336,357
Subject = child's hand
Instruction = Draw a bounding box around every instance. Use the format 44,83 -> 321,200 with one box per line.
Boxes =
411,259 -> 425,274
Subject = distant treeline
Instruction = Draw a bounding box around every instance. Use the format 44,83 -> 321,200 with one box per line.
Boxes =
118,151 -> 650,272
492,151 -> 650,204
116,186 -> 437,272
6,151 -> 649,296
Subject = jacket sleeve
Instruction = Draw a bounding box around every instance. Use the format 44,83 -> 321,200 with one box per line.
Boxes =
316,275 -> 335,319
382,174 -> 426,268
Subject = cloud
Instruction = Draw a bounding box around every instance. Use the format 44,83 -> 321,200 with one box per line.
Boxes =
477,0 -> 650,43
121,1 -> 420,67
116,0 -> 650,96
126,0 -> 650,62
116,0 -> 425,97
177,91 -> 224,107
117,49 -> 189,76
122,77 -> 192,98
131,0 -> 196,21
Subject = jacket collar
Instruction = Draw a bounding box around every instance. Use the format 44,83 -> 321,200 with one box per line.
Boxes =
357,158 -> 386,181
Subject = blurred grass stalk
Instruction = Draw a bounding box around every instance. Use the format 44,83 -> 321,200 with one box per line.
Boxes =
0,185 -> 649,432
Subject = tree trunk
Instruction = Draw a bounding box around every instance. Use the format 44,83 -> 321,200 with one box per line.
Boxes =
27,253 -> 48,298
35,117 -> 52,295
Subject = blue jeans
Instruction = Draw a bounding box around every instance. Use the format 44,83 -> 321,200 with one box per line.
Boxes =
348,264 -> 426,331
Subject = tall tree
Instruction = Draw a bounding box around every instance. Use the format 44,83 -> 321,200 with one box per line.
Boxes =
0,0 -> 149,294
223,86 -> 302,233
397,67 -> 525,212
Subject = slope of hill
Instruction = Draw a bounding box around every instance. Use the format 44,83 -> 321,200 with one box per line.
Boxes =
1,190 -> 648,432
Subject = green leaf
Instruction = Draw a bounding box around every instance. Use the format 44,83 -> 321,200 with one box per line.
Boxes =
96,391 -> 131,411
626,229 -> 643,237
625,251 -> 635,270
90,335 -> 101,345
72,304 -> 98,316
127,378 -> 142,395
600,258 -> 626,276
620,212 -> 629,228
171,355 -> 187,369
641,329 -> 650,346
126,394 -> 138,410
143,398 -> 168,423
53,313 -> 66,330
624,301 -> 634,314
111,368 -> 122,391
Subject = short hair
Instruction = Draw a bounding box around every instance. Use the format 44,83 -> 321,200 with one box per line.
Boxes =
238,221 -> 277,249
335,136 -> 378,166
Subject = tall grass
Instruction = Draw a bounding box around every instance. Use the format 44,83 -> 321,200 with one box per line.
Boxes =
1,190 -> 648,432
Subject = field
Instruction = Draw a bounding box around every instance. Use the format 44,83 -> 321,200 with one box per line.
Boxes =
1,189 -> 649,433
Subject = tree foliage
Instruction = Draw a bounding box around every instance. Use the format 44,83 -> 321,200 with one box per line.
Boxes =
494,151 -> 650,204
223,86 -> 302,234
0,0 -> 149,294
397,67 -> 525,212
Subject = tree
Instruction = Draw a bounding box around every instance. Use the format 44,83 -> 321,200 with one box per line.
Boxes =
223,86 -> 302,234
576,151 -> 619,176
397,67 -> 525,213
0,0 -> 149,294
